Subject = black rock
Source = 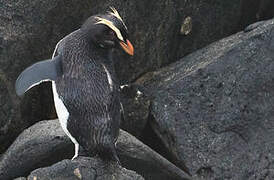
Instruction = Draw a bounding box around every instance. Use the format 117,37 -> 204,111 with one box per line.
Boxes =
109,0 -> 262,83
1,119 -> 192,180
0,120 -> 73,180
13,178 -> 26,180
137,19 -> 274,179
120,84 -> 150,138
176,0 -> 246,62
117,129 -> 192,180
257,0 -> 274,20
28,156 -> 144,180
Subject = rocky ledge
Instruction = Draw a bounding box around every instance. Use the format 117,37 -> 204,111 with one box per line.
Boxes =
0,120 -> 191,180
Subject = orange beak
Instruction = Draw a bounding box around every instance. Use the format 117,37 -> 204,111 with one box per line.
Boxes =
119,39 -> 134,56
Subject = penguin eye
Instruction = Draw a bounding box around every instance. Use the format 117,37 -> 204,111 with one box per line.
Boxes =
108,30 -> 115,37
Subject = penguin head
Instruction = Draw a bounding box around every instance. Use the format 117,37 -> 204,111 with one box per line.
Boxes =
81,7 -> 134,56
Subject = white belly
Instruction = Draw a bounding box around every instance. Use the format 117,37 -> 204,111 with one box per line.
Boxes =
51,32 -> 80,159
52,81 -> 76,143
52,81 -> 79,160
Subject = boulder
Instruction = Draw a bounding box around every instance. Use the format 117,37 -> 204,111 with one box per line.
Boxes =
137,19 -> 274,179
0,120 -> 73,180
117,130 -> 192,180
1,119 -> 192,180
13,178 -> 26,180
27,156 -> 144,180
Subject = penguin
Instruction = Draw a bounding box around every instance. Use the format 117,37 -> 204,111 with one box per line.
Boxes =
15,7 -> 134,163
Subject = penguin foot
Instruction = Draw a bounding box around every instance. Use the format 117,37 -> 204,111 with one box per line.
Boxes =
71,154 -> 78,161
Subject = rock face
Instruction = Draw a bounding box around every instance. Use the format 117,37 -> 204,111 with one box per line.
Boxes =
176,1 -> 243,61
28,156 -> 144,180
257,0 -> 274,20
1,119 -> 191,180
137,19 -> 274,179
239,0 -> 274,29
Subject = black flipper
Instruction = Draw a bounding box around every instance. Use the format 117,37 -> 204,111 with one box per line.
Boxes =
15,55 -> 62,96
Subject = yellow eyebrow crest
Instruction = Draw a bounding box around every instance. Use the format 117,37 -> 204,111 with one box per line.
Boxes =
108,7 -> 128,30
95,17 -> 124,41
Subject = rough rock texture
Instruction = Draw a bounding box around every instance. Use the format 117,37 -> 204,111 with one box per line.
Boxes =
137,19 -> 274,179
176,1 -> 242,61
0,0 -> 265,153
13,178 -> 26,180
108,0 -> 267,83
27,156 -> 144,180
117,130 -> 192,180
1,119 -> 191,180
120,84 -> 150,138
0,120 -> 73,180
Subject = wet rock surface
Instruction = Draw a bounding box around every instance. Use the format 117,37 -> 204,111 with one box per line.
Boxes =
137,19 -> 274,179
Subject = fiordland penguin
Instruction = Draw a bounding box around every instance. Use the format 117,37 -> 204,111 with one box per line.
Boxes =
15,7 -> 134,163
